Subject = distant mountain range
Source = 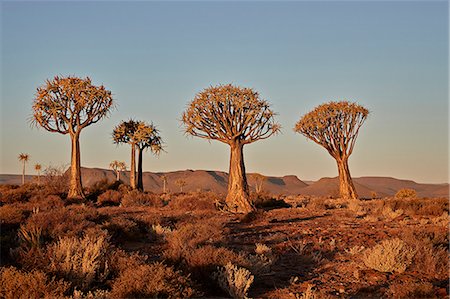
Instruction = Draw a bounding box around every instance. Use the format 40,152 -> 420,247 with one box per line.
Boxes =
1,168 -> 448,198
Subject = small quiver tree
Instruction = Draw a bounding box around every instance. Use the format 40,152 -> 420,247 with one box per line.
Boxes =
32,76 -> 114,199
110,160 -> 126,181
113,120 -> 140,190
182,84 -> 280,213
294,101 -> 368,200
134,122 -> 164,192
113,120 -> 163,191
18,153 -> 29,185
34,163 -> 42,185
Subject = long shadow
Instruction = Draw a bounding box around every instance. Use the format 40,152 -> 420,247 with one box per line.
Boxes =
268,214 -> 328,224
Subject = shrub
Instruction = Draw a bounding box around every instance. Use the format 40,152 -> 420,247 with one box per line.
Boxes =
214,262 -> 254,299
110,262 -> 198,298
184,245 -> 249,291
25,205 -> 99,240
164,219 -> 226,261
363,238 -> 416,273
255,243 -> 272,256
101,215 -> 142,243
97,190 -> 122,206
0,205 -> 26,225
395,188 -> 417,199
121,190 -> 164,207
0,266 -> 69,299
387,280 -> 434,299
48,234 -> 109,289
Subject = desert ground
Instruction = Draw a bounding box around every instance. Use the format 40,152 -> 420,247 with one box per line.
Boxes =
0,171 -> 448,299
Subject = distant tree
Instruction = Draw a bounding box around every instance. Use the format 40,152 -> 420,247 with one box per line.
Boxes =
110,160 -> 126,181
32,76 -> 114,199
34,163 -> 42,184
161,175 -> 168,193
135,122 -> 163,192
18,153 -> 29,185
113,120 -> 163,191
182,84 -> 280,213
175,179 -> 187,192
250,173 -> 266,194
113,120 -> 139,189
294,101 -> 369,200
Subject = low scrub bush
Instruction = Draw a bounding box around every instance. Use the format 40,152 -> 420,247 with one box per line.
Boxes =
164,219 -> 226,261
48,233 -> 109,290
387,280 -> 434,299
101,215 -> 142,243
395,188 -> 417,199
363,238 -> 416,273
97,190 -> 122,206
214,262 -> 254,299
0,204 -> 26,225
25,205 -> 99,240
110,262 -> 198,298
0,266 -> 69,299
184,245 -> 248,291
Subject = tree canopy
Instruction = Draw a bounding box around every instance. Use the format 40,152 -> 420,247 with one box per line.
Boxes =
182,84 -> 280,145
32,76 -> 114,134
294,101 -> 369,159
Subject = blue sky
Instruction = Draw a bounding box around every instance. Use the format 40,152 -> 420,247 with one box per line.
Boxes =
1,1 -> 448,183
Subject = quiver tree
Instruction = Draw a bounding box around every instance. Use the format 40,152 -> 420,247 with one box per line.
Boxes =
18,153 -> 29,185
113,120 -> 139,189
294,101 -> 369,200
135,122 -> 163,191
250,173 -> 266,194
175,179 -> 187,192
113,120 -> 163,191
161,175 -> 168,193
34,163 -> 42,184
182,84 -> 280,213
110,160 -> 126,181
32,76 -> 114,199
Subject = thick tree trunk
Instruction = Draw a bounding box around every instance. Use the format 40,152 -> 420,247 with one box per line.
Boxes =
336,157 -> 358,200
22,162 -> 25,185
130,143 -> 137,189
68,133 -> 84,199
225,142 -> 255,214
137,147 -> 144,191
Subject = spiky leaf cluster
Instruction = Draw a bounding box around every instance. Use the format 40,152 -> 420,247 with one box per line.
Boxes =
182,84 -> 280,145
113,120 -> 163,154
294,101 -> 368,159
32,76 -> 114,134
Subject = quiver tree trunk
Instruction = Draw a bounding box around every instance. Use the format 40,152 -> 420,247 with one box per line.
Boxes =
21,163 -> 25,185
116,171 -> 120,181
130,144 -> 137,189
137,148 -> 143,191
336,157 -> 358,200
68,133 -> 84,199
225,142 -> 255,214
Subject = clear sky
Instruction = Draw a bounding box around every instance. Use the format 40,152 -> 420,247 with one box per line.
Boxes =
1,1 -> 448,184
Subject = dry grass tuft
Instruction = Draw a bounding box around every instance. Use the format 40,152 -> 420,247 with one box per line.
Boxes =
0,266 -> 69,299
363,238 -> 416,273
214,262 -> 254,299
110,262 -> 198,298
48,234 -> 109,289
